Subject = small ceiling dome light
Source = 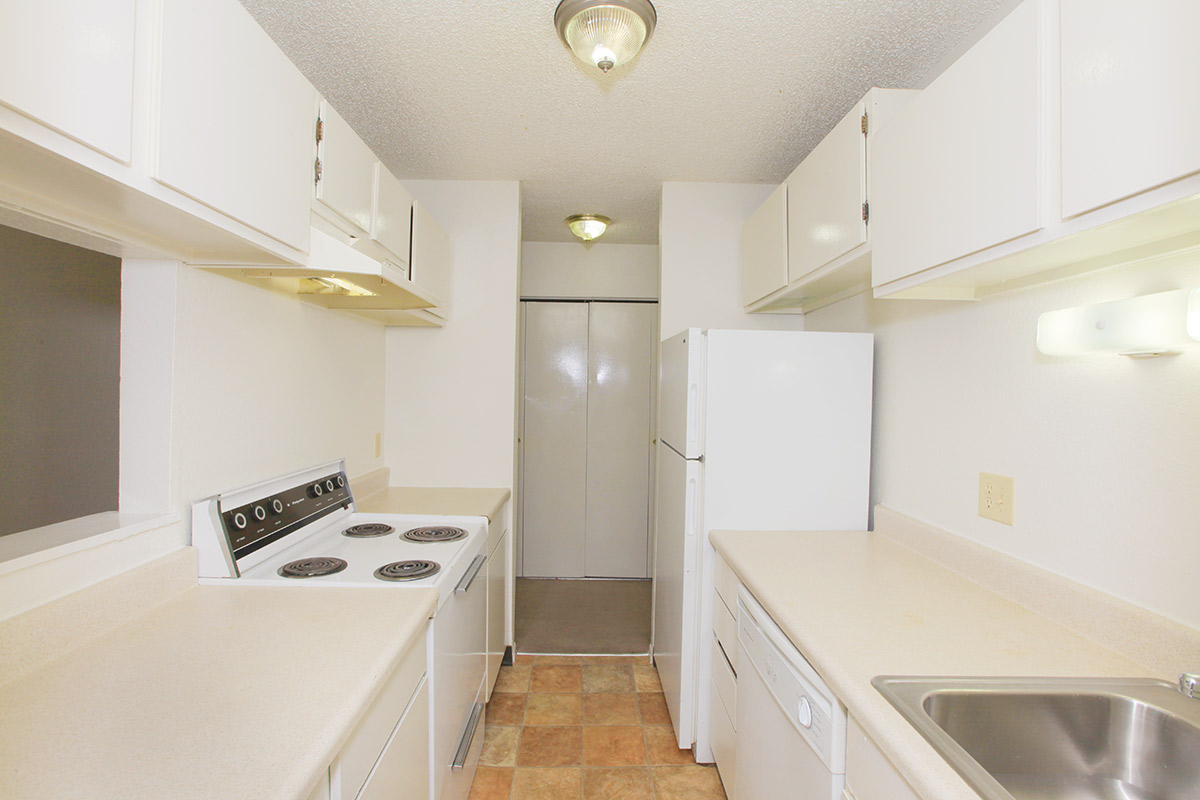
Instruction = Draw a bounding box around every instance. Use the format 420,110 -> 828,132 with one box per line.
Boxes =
554,0 -> 657,73
566,214 -> 610,242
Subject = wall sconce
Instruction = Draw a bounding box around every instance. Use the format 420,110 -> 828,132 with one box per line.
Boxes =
1036,288 -> 1197,358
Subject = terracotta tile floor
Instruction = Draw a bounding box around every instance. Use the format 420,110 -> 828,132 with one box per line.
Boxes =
470,655 -> 728,800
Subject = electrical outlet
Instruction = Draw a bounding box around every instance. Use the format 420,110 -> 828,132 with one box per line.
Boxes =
374,433 -> 382,459
978,472 -> 1014,525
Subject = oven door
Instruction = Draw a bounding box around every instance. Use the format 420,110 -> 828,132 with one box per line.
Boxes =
432,539 -> 488,800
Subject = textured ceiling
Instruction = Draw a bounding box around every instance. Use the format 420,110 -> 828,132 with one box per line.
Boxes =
239,0 -> 1007,244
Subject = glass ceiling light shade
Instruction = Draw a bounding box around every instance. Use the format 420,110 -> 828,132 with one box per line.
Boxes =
566,214 -> 610,242
554,0 -> 656,73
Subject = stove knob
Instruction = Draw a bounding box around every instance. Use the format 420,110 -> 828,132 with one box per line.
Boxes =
252,505 -> 267,522
335,475 -> 346,488
231,511 -> 248,530
325,478 -> 336,493
271,498 -> 284,515
308,483 -> 324,498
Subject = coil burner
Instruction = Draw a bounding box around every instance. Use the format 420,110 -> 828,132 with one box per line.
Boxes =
402,526 -> 468,543
343,523 -> 396,538
277,557 -> 348,578
373,560 -> 441,582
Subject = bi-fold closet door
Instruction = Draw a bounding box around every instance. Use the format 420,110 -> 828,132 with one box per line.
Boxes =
521,301 -> 654,579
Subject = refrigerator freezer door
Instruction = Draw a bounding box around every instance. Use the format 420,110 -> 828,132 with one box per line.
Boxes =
653,439 -> 703,748
702,330 -> 873,532
658,328 -> 704,459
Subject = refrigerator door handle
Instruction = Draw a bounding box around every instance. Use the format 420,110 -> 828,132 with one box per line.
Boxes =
687,382 -> 699,449
685,473 -> 698,537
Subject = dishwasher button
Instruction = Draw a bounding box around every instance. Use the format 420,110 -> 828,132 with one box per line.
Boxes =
797,696 -> 813,728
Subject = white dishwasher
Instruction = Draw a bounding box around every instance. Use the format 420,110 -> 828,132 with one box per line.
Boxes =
734,587 -> 846,800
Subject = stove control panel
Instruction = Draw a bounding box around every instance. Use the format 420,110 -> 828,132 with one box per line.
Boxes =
220,471 -> 352,560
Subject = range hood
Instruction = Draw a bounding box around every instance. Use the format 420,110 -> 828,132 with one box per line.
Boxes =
229,227 -> 446,326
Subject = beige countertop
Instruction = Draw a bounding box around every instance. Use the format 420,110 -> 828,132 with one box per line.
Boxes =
0,552 -> 436,800
357,486 -> 510,522
710,526 -> 1156,800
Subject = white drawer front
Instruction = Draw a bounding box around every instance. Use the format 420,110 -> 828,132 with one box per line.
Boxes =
709,673 -> 737,800
714,553 -> 740,612
710,636 -> 736,725
713,590 -> 738,674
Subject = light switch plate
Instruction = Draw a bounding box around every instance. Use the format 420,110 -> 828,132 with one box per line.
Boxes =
979,472 -> 1014,525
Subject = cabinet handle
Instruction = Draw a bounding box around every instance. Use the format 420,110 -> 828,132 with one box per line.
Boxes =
455,555 -> 487,594
451,701 -> 485,771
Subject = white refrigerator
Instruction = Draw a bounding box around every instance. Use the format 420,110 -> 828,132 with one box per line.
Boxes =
653,328 -> 874,758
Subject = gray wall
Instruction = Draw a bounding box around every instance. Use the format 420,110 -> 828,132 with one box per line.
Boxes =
0,225 -> 120,535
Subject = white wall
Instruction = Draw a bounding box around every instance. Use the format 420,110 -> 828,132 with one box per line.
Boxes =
805,254 -> 1200,630
170,265 -> 386,503
659,182 -> 807,339
521,241 -> 658,300
384,181 -> 521,491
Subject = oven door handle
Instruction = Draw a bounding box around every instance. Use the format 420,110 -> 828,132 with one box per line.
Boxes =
451,700 -> 485,771
455,554 -> 487,594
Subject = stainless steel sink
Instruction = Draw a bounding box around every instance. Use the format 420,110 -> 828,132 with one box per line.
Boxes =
872,676 -> 1200,800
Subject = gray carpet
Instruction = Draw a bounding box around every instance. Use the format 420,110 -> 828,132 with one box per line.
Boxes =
515,578 -> 652,655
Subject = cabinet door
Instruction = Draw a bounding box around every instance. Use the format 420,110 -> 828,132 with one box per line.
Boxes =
0,0 -> 136,162
316,101 -> 375,237
358,680 -> 430,800
373,164 -> 413,268
845,715 -> 920,800
871,0 -> 1044,287
156,0 -> 313,252
411,200 -> 452,308
740,183 -> 788,306
787,101 -> 866,284
1061,0 -> 1200,217
486,529 -> 509,695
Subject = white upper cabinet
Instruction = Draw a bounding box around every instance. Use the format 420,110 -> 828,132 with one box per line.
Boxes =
0,0 -> 136,163
372,164 -> 414,271
1060,0 -> 1200,217
743,88 -> 916,314
315,101 -> 375,238
156,0 -> 314,253
411,200 -> 452,312
740,183 -> 788,307
871,0 -> 1045,290
786,101 -> 867,285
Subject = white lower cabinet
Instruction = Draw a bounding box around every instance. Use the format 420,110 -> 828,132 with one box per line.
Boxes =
709,554 -> 740,796
329,627 -> 429,800
843,715 -> 920,800
486,523 -> 510,697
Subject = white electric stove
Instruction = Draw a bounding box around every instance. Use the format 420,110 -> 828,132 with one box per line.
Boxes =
190,460 -> 487,800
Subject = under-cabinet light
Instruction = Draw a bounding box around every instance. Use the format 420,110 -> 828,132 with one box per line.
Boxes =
301,276 -> 378,297
1036,288 -> 1195,358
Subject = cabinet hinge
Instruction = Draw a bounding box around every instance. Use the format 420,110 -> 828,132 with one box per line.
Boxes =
861,112 -> 868,135
314,158 -> 322,186
862,202 -> 869,223
315,117 -> 324,144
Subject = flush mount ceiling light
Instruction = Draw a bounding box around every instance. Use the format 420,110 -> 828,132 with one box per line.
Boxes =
554,0 -> 657,73
566,214 -> 610,242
